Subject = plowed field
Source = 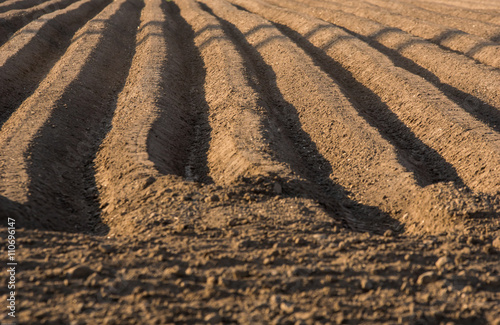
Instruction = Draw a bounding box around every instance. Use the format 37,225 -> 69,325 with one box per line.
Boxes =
1,0 -> 499,323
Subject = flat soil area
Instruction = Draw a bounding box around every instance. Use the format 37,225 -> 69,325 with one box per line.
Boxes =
0,0 -> 499,323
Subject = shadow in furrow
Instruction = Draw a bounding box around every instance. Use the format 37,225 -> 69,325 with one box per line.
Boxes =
0,195 -> 28,226
263,19 -> 467,189
160,1 -> 213,183
0,0 -> 47,13
23,0 -> 143,234
0,0 -> 75,46
0,2 -> 111,129
491,33 -> 500,43
363,28 -> 500,133
199,3 -> 400,233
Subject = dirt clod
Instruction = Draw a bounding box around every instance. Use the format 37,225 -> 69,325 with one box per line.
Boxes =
67,265 -> 94,279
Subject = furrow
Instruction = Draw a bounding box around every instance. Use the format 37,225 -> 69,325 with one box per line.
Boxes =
0,0 -> 50,13
94,0 -> 199,227
195,0 -> 389,232
174,0 -> 301,187
0,0 -> 111,127
272,0 -> 500,131
228,0 -> 500,200
401,0 -> 500,11
0,0 -> 75,45
299,0 -> 500,71
398,0 -> 500,25
0,0 -> 141,232
205,0 -> 496,233
362,0 -> 500,42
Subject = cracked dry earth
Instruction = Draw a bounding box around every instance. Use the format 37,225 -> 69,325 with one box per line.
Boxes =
0,0 -> 500,323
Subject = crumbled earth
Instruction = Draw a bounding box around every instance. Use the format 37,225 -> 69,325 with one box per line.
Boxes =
2,213 -> 500,324
1,0 -> 500,323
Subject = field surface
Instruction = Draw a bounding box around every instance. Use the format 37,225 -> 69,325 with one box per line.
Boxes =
0,0 -> 500,323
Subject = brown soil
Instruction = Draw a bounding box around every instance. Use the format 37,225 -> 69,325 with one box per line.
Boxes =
0,0 -> 499,324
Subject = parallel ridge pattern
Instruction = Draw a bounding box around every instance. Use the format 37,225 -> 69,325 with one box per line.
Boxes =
0,0 -> 498,235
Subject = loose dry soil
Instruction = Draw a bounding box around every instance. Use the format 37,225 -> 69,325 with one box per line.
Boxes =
0,0 -> 499,323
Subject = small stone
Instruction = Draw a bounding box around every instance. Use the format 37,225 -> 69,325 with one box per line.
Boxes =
435,256 -> 453,269
287,266 -> 311,277
313,234 -> 327,241
492,237 -> 500,249
206,276 -> 217,288
280,301 -> 295,313
99,244 -> 114,254
294,237 -> 307,245
360,278 -> 374,291
175,223 -> 188,232
232,268 -> 249,279
462,285 -> 474,293
204,313 -> 221,323
207,194 -> 220,202
294,312 -> 314,320
70,319 -> 86,325
218,276 -> 230,288
336,312 -> 346,324
162,266 -> 185,278
338,241 -> 347,250
482,244 -> 494,254
466,236 -> 479,246
417,271 -> 438,286
243,193 -> 253,201
384,230 -> 394,237
142,176 -> 156,189
68,265 -> 94,279
84,272 -> 100,287
270,294 -> 282,308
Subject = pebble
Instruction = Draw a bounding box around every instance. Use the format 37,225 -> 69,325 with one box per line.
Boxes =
294,237 -> 307,245
288,266 -> 311,277
162,266 -> 185,278
206,276 -> 218,288
206,194 -> 220,202
482,244 -> 494,254
84,273 -> 100,287
280,301 -> 295,313
492,237 -> 500,249
417,271 -> 438,285
99,244 -> 114,254
70,320 -> 86,325
204,313 -> 221,323
142,176 -> 156,189
294,312 -> 314,321
269,294 -> 282,307
360,278 -> 374,291
338,241 -> 347,250
313,234 -> 327,241
67,265 -> 94,279
435,256 -> 453,269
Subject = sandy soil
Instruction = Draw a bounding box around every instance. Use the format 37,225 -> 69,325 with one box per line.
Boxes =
0,0 -> 499,323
